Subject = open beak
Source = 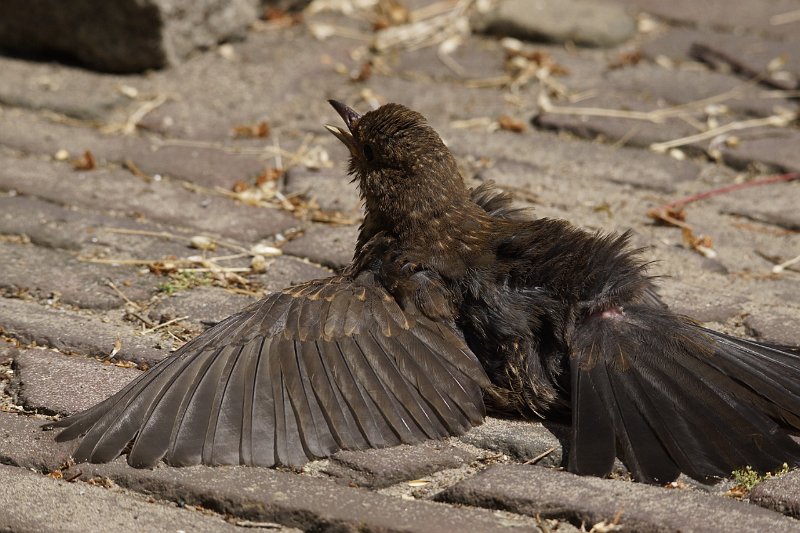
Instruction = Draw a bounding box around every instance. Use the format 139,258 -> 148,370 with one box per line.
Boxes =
325,100 -> 361,153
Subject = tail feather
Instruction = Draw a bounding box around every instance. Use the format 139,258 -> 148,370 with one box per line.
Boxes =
569,304 -> 800,483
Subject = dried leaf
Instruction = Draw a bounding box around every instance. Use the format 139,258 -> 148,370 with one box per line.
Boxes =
497,115 -> 526,133
682,228 -> 717,258
232,180 -> 250,193
725,484 -> 750,499
148,261 -> 179,276
72,150 -> 96,171
505,48 -> 569,76
375,0 -> 410,29
110,338 -> 122,358
256,168 -> 284,186
647,206 -> 686,227
609,50 -> 642,70
353,61 -> 373,82
233,121 -> 271,139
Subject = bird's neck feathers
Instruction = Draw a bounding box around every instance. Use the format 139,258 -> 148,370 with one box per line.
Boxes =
357,168 -> 493,278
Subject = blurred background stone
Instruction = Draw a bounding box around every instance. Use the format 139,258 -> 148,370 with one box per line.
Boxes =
0,0 -> 260,72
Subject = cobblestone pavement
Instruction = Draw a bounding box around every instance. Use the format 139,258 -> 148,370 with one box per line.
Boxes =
1,1 -> 800,531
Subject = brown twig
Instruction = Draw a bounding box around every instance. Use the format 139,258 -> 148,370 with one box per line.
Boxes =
105,280 -> 142,311
524,447 -> 556,465
142,316 -> 190,334
648,172 -> 799,259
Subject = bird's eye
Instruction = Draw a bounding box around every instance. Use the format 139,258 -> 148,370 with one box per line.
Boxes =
362,144 -> 375,162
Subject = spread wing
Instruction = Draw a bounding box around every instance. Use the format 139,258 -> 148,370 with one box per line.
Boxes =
568,303 -> 800,484
52,271 -> 490,468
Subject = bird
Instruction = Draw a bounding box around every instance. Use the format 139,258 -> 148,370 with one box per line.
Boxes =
49,100 -> 800,485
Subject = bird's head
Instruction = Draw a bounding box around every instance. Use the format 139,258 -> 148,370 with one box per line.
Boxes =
325,100 -> 467,230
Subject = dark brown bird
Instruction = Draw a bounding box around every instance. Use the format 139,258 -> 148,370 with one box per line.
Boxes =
51,101 -> 800,484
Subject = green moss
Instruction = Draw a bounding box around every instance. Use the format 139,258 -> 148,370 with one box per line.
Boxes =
158,271 -> 213,295
732,463 -> 790,491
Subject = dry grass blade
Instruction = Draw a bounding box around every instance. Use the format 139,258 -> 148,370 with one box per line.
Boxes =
650,112 -> 796,153
371,0 -> 474,52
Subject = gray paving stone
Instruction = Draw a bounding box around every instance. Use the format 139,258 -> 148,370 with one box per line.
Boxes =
750,470 -> 800,518
0,56 -> 134,121
689,33 -> 800,90
436,464 -> 800,532
476,0 -> 636,48
12,348 -> 136,416
654,280 -> 749,325
325,440 -> 482,489
64,461 -> 535,532
533,92 -> 701,149
0,0 -> 259,73
131,28 -> 356,141
446,127 -> 700,194
640,28 -> 724,64
0,111 -> 272,189
0,464 -> 244,533
282,224 -> 358,270
0,297 -> 170,365
640,28 -> 800,89
122,142 -> 271,190
0,195 -> 194,259
251,255 -> 333,293
0,152 -> 298,243
0,241 -> 156,310
623,0 -> 800,40
285,167 -> 362,214
391,37 -> 508,82
0,412 -> 72,472
605,64 -> 798,118
744,308 -> 800,347
459,417 -> 565,467
148,286 -> 256,327
720,131 -> 800,176
715,176 -> 800,230
0,196 -> 85,252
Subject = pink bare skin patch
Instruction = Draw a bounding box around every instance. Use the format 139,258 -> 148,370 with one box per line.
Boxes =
587,306 -> 625,321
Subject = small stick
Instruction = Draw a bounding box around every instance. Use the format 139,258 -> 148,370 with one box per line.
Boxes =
652,172 -> 799,213
121,94 -> 168,134
773,254 -> 800,274
524,447 -> 556,465
143,316 -> 189,334
128,312 -> 156,328
178,267 -> 251,273
105,280 -> 142,311
650,113 -> 795,153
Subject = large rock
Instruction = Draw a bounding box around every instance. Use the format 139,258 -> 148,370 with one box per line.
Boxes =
0,0 -> 259,73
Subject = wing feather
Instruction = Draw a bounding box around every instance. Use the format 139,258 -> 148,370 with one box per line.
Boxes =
53,273 -> 488,468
